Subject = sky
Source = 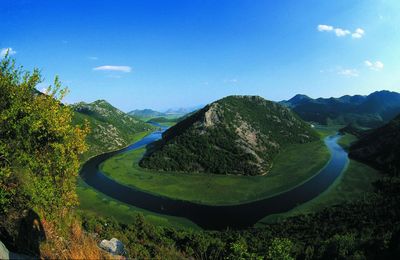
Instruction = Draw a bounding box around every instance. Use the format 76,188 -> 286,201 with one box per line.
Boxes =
1,0 -> 400,112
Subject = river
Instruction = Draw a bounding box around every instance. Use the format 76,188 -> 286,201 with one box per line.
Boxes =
80,125 -> 348,230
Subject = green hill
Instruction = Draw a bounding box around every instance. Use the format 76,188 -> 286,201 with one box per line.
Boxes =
71,100 -> 155,161
349,114 -> 400,175
128,109 -> 166,119
140,95 -> 318,176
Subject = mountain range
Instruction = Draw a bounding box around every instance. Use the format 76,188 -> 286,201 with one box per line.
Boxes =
140,95 -> 318,176
128,105 -> 202,119
281,90 -> 400,127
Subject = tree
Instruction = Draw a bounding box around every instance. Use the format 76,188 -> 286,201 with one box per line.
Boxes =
266,238 -> 294,260
0,55 -> 88,216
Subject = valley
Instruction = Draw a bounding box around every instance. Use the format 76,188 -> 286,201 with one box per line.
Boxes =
3,2 -> 400,257
76,92 -> 399,229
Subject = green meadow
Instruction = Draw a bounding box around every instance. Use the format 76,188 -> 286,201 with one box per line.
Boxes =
100,138 -> 330,205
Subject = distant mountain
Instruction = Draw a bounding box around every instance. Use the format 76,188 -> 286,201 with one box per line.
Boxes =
280,94 -> 312,108
163,105 -> 202,115
349,114 -> 400,175
281,90 -> 400,127
72,100 -> 155,161
140,95 -> 318,176
128,109 -> 165,118
129,105 -> 202,120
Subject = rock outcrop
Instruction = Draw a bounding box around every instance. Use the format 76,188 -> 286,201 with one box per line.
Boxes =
99,238 -> 125,256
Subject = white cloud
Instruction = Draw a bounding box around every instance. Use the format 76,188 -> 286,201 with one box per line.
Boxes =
352,28 -> 365,38
88,56 -> 99,60
93,65 -> 132,73
317,25 -> 333,32
338,68 -> 359,77
334,28 -> 351,37
317,25 -> 364,39
365,60 -> 384,71
1,47 -> 16,57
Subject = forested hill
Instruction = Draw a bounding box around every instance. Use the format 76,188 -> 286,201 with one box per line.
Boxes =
281,90 -> 400,127
140,95 -> 318,176
128,108 -> 165,118
71,100 -> 155,161
349,114 -> 400,175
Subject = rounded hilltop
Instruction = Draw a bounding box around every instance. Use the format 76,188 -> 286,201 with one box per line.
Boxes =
140,95 -> 318,176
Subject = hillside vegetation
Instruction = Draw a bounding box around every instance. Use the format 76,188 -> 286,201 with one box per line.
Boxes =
349,114 -> 400,175
140,95 -> 318,175
281,91 -> 400,127
0,57 -> 105,258
72,100 -> 155,161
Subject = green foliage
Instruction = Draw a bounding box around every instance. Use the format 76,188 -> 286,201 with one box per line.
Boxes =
141,95 -> 318,175
71,100 -> 155,161
266,238 -> 294,260
81,177 -> 400,259
325,233 -> 356,258
0,55 -> 88,216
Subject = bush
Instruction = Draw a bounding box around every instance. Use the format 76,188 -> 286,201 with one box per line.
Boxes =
0,55 -> 88,216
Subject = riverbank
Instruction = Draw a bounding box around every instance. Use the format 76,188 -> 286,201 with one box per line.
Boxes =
77,130 -> 199,229
100,138 -> 330,205
256,133 -> 381,225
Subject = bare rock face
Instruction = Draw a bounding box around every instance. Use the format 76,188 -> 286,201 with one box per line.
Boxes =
99,238 -> 125,256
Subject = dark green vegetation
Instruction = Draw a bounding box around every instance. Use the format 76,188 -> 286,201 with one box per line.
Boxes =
72,100 -> 155,161
101,139 -> 329,205
339,122 -> 369,138
281,90 -> 400,127
82,177 -> 400,259
350,114 -> 400,175
141,95 -> 318,176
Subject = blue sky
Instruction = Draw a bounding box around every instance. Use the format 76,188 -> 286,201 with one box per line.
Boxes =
1,0 -> 400,111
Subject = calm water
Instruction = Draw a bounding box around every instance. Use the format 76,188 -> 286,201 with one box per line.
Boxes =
81,126 -> 348,230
